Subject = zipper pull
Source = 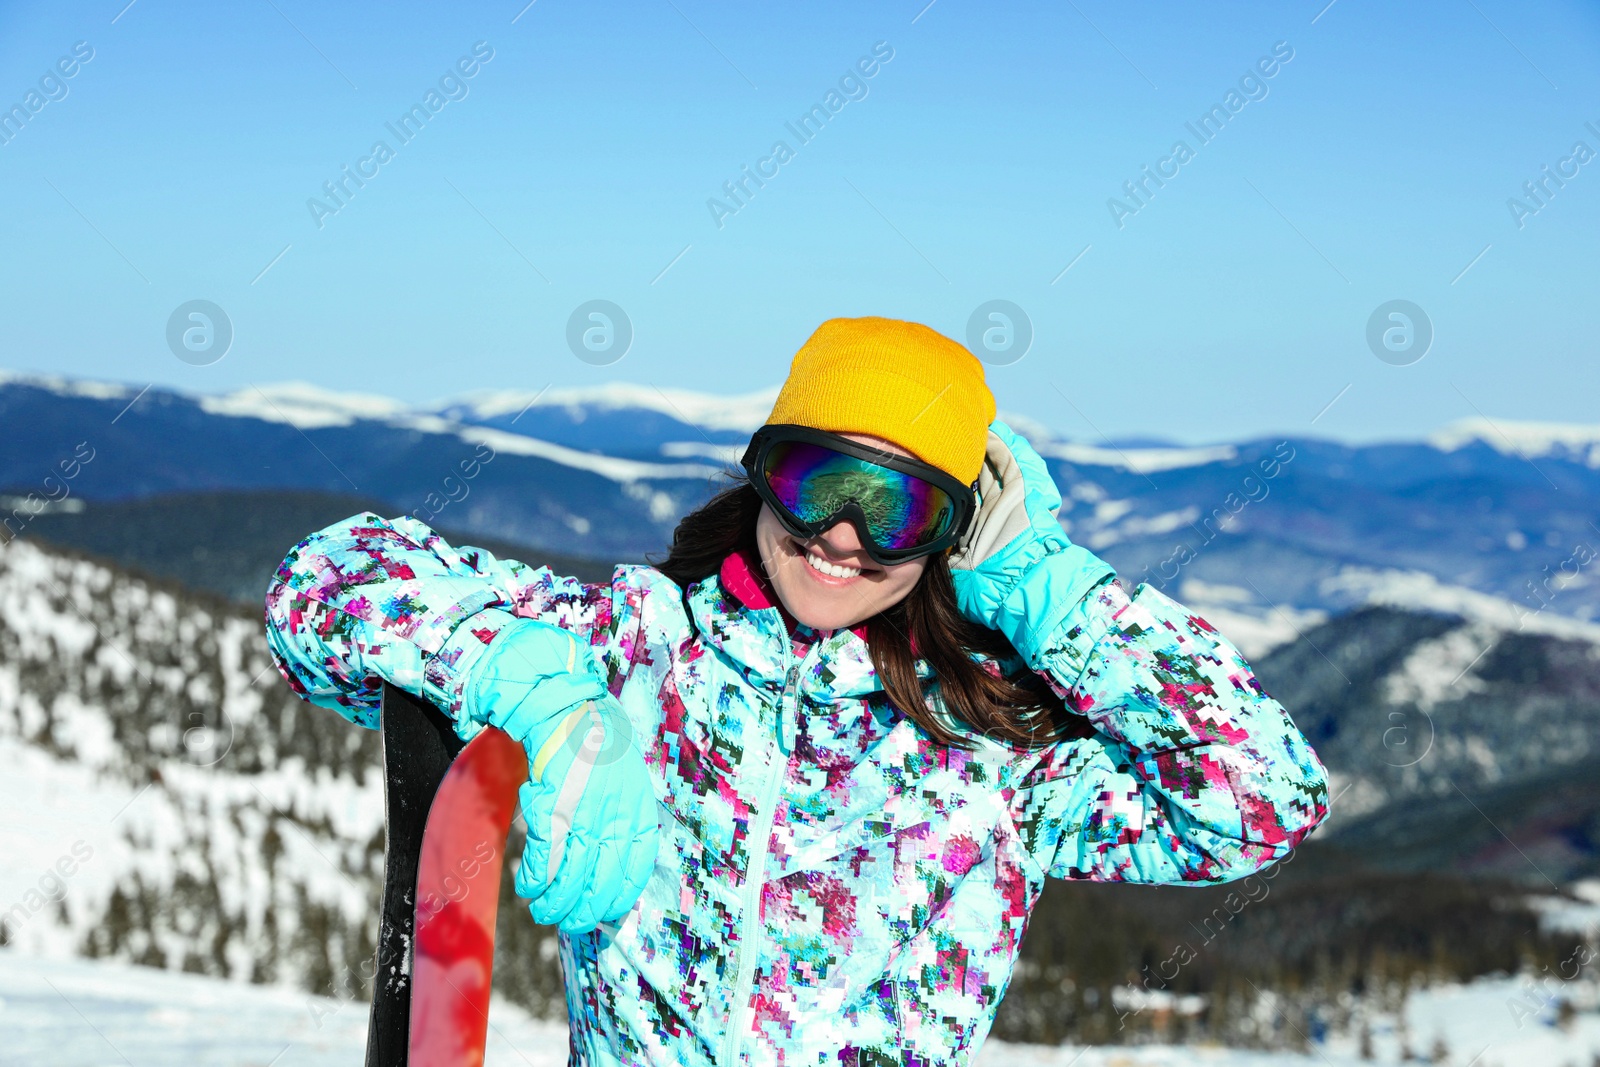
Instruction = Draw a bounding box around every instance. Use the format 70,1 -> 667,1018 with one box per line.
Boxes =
777,663 -> 802,755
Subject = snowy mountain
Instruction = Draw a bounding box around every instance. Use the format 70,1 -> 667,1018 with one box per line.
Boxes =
0,376 -> 725,561
5,371 -> 1599,641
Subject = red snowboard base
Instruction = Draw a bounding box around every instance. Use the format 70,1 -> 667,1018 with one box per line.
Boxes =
408,725 -> 528,1067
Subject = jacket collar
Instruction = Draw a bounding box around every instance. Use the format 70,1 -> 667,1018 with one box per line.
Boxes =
684,556 -> 947,755
716,547 -> 872,644
683,548 -> 884,703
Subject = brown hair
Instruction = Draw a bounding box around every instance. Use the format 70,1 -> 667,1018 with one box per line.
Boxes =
652,481 -> 1087,748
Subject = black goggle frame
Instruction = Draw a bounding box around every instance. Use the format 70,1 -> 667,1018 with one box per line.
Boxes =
739,424 -> 978,566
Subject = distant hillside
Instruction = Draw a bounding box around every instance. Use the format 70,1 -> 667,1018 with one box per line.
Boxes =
1253,602 -> 1600,852
1323,756 -> 1600,884
14,488 -> 617,605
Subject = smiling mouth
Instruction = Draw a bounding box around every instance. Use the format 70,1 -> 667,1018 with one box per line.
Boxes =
799,543 -> 864,580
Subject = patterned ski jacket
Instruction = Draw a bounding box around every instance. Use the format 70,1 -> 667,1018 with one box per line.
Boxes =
265,514 -> 1329,1066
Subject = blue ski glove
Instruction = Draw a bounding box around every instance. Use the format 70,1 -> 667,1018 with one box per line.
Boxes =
948,420 -> 1116,667
461,617 -> 660,934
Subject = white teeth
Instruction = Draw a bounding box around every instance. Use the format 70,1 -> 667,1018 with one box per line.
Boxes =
805,550 -> 861,579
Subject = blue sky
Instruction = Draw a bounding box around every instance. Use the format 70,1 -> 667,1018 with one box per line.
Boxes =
1,0 -> 1596,445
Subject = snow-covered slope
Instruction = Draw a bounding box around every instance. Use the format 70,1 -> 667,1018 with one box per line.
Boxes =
0,538 -> 385,987
0,536 -> 557,1027
6,951 -> 1598,1067
199,381 -> 412,429
0,951 -> 562,1067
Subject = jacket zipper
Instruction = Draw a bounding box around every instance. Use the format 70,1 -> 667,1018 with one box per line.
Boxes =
719,642 -> 809,1064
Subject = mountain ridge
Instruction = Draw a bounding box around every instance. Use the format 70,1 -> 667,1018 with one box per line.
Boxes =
11,368 -> 1600,456
5,371 -> 1598,644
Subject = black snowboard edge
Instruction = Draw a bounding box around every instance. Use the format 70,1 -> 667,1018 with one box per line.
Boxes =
366,684 -> 466,1067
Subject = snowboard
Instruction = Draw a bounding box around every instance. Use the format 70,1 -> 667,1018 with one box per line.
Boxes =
368,683 -> 528,1067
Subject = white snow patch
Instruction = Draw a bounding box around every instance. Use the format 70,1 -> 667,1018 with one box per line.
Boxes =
659,440 -> 744,465
0,740 -> 143,957
1180,579 -> 1257,606
0,495 -> 85,514
440,383 -> 779,432
1038,441 -> 1239,474
1325,771 -> 1389,821
1067,480 -> 1108,503
1430,416 -> 1600,468
1530,880 -> 1600,937
1323,567 -> 1600,643
622,481 -> 681,522
1091,499 -> 1135,526
453,425 -> 720,483
198,382 -> 409,429
1091,507 -> 1202,548
10,953 -> 1600,1067
0,951 -> 567,1066
1380,623 -> 1495,711
180,380 -> 734,483
0,370 -> 140,401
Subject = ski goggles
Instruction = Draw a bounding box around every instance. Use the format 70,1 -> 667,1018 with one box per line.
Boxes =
740,424 -> 977,565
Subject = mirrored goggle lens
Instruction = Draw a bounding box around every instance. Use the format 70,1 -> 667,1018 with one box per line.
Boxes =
761,440 -> 956,550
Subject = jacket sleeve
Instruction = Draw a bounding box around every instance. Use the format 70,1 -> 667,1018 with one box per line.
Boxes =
263,512 -> 639,731
1006,576 -> 1330,885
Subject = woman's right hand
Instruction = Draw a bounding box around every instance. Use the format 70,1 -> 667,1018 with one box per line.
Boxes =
464,617 -> 660,934
948,421 -> 1115,667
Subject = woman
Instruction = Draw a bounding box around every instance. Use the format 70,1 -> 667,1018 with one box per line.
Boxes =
266,316 -> 1329,1065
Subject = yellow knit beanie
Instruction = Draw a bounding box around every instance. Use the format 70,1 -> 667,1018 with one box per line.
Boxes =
766,317 -> 996,485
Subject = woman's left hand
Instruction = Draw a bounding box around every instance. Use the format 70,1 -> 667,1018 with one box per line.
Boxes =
948,420 -> 1115,665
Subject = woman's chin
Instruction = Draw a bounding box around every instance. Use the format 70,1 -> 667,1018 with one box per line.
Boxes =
792,601 -> 868,633
773,576 -> 872,632
766,576 -> 843,627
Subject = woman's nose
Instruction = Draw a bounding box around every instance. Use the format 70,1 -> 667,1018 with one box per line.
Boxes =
814,521 -> 865,557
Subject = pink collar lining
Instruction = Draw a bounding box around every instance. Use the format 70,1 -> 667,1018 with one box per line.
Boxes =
718,548 -> 871,644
